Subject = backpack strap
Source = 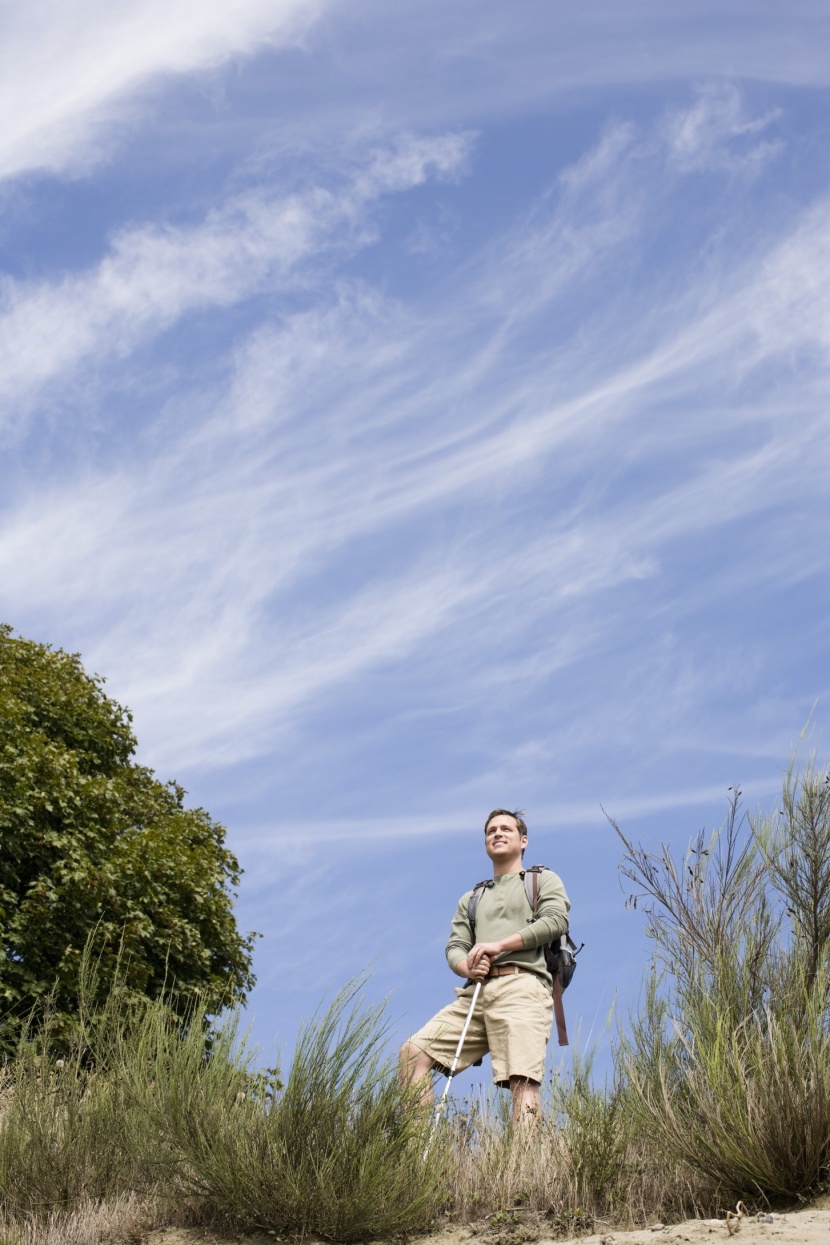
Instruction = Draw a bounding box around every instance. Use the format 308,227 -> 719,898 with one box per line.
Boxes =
467,879 -> 493,938
521,864 -> 547,917
552,975 -> 569,1046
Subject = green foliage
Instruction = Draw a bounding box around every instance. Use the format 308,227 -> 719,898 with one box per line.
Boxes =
0,1037 -> 146,1215
626,970 -> 830,1197
0,962 -> 167,1217
123,979 -> 444,1240
754,757 -> 830,994
612,755 -> 830,1201
0,972 -> 442,1242
0,625 -> 255,1051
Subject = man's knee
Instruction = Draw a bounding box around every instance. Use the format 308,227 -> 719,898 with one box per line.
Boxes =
399,1040 -> 433,1078
508,1076 -> 540,1091
399,1038 -> 422,1064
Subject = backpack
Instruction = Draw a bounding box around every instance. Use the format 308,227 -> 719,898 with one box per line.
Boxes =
467,864 -> 582,1047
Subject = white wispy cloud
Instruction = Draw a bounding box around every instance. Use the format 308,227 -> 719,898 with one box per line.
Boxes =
663,83 -> 782,174
0,0 -> 327,182
2,96 -> 829,776
0,132 -> 473,421
235,778 -> 785,857
291,1 -> 830,140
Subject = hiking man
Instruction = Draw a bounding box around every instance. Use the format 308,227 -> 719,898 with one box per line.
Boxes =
399,808 -> 570,1124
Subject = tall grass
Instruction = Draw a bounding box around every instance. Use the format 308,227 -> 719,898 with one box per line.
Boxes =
613,755 -> 830,1203
118,979 -> 445,1240
0,974 -> 445,1242
447,1054 -> 705,1232
626,981 -> 830,1197
0,969 -> 697,1243
0,1016 -> 154,1214
0,1194 -> 168,1245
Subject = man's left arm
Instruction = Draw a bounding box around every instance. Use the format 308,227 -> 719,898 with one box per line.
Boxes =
466,871 -> 570,970
518,870 -> 570,949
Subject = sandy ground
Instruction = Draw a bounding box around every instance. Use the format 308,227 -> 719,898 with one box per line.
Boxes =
147,1204 -> 830,1245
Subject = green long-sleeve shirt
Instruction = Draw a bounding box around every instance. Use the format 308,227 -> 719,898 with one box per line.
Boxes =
445,868 -> 570,990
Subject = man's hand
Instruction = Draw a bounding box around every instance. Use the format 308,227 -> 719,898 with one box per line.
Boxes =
468,941 -> 505,972
455,932 -> 525,980
456,953 -> 491,980
466,953 -> 491,981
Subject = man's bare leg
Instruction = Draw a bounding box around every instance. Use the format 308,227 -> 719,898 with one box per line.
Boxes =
509,1076 -> 541,1127
399,1040 -> 435,1108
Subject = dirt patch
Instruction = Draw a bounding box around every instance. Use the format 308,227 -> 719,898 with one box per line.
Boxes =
145,1231 -> 274,1245
576,1207 -> 830,1245
145,1208 -> 830,1245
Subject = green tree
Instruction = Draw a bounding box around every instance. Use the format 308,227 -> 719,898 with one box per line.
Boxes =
0,624 -> 256,1052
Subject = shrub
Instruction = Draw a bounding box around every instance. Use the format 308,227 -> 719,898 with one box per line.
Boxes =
0,973 -> 444,1241
612,756 -> 830,1201
119,979 -> 444,1240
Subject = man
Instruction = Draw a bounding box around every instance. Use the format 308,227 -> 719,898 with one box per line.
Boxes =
399,808 -> 570,1124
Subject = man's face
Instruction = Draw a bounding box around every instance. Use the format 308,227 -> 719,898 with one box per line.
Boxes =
484,814 -> 527,863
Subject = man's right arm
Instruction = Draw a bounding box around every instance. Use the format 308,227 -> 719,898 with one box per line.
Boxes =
453,952 -> 490,980
445,893 -> 491,981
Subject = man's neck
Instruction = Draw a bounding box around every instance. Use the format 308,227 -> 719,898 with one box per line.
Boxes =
493,856 -> 524,877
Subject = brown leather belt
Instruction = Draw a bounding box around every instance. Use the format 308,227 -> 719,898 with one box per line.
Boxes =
486,965 -> 533,979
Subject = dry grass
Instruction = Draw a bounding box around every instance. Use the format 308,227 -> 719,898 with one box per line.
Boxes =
444,1074 -> 710,1234
0,1193 -> 165,1245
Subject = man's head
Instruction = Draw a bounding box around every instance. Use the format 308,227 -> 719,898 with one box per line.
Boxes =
484,808 -> 528,870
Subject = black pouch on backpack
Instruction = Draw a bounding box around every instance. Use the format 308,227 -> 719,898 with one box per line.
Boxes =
544,936 -> 578,990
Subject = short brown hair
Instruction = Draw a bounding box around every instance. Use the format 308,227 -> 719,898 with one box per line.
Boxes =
484,808 -> 528,850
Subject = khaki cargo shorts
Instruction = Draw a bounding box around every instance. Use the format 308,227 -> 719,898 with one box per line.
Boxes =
408,972 -> 553,1087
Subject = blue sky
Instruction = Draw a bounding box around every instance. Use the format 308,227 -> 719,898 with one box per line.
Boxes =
2,1 -> 830,1082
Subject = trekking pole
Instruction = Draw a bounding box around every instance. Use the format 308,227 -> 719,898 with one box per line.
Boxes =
422,979 -> 482,1160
